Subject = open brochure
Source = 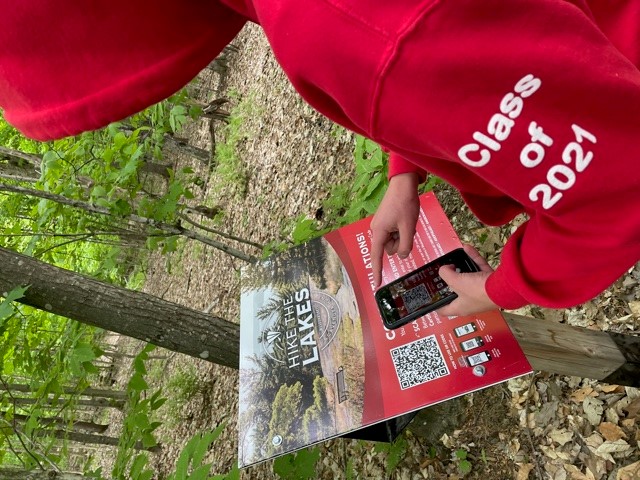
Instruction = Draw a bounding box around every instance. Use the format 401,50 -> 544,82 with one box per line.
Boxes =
238,192 -> 532,467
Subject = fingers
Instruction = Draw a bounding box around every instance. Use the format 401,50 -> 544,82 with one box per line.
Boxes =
436,257 -> 497,316
370,173 -> 421,288
396,225 -> 414,259
437,263 -> 458,287
370,229 -> 387,288
371,229 -> 415,287
461,243 -> 492,272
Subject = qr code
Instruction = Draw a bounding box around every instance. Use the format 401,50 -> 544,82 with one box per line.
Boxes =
401,283 -> 430,313
390,335 -> 449,390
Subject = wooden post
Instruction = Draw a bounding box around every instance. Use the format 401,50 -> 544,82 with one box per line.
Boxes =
408,313 -> 639,442
503,313 -> 639,387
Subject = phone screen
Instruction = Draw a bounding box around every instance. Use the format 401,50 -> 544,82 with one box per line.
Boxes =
375,248 -> 479,329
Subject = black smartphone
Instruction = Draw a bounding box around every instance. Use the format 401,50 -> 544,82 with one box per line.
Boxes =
375,248 -> 480,329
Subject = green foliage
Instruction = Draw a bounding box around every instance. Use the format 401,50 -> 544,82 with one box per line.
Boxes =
111,344 -> 165,480
167,425 -> 232,480
0,287 -> 105,470
0,286 -> 27,321
282,135 -> 440,249
374,434 -> 408,475
272,447 -> 321,480
0,115 -> 39,152
0,87 -> 205,286
211,94 -> 258,197
453,448 -> 472,475
80,347 -> 240,480
316,136 -> 388,235
165,365 -> 202,401
158,364 -> 204,427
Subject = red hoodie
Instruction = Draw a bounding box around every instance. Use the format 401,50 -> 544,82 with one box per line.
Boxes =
1,0 -> 638,310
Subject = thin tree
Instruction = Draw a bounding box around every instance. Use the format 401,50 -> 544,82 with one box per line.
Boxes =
0,182 -> 258,262
0,468 -> 88,480
0,246 -> 240,369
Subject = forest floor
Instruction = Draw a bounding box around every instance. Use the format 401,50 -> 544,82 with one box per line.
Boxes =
101,24 -> 639,480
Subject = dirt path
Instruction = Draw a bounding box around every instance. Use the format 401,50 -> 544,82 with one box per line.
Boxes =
113,24 -> 639,480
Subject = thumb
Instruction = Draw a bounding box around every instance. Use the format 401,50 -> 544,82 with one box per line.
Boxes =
438,264 -> 459,288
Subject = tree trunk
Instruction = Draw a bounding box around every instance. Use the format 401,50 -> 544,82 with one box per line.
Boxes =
164,135 -> 211,162
4,412 -> 108,434
49,429 -> 160,452
0,468 -> 88,480
0,247 -> 240,369
1,383 -> 127,400
0,182 -> 258,263
11,397 -> 124,409
0,166 -> 38,183
140,158 -> 171,178
0,146 -> 42,170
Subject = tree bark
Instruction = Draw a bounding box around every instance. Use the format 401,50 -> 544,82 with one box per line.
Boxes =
0,146 -> 42,170
49,429 -> 160,452
1,383 -> 127,400
3,412 -> 108,434
11,397 -> 124,409
0,468 -> 87,480
164,135 -> 211,162
0,247 -> 240,369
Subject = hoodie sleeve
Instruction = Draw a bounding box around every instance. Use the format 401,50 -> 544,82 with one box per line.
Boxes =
388,151 -> 427,180
0,0 -> 246,141
373,0 -> 640,308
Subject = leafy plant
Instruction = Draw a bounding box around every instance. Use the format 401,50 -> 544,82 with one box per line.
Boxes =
374,434 -> 408,475
167,424 -> 238,480
453,448 -> 472,476
0,87 -> 208,286
272,447 -> 321,480
323,135 -> 389,228
281,135 -> 440,251
211,93 -> 259,197
111,344 -> 166,479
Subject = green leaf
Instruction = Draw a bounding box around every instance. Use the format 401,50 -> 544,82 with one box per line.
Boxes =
141,432 -> 158,449
273,455 -> 295,479
186,464 -> 211,480
273,448 -> 320,480
129,372 -> 148,392
73,343 -> 98,361
113,132 -> 127,149
459,459 -> 472,475
224,462 -> 240,480
2,285 -> 28,303
173,444 -> 191,480
113,198 -> 132,216
133,412 -> 150,430
91,185 -> 107,199
191,427 -> 224,466
150,396 -> 167,411
455,449 -> 468,460
129,454 -> 148,478
386,436 -> 407,473
95,197 -> 112,209
291,218 -> 319,244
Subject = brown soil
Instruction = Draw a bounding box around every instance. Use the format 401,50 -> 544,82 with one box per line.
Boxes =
99,24 -> 640,480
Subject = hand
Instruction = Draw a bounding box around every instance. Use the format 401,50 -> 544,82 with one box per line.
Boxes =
436,244 -> 499,316
370,173 -> 421,287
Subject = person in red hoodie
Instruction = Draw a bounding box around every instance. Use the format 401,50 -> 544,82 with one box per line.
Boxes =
0,0 -> 638,316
